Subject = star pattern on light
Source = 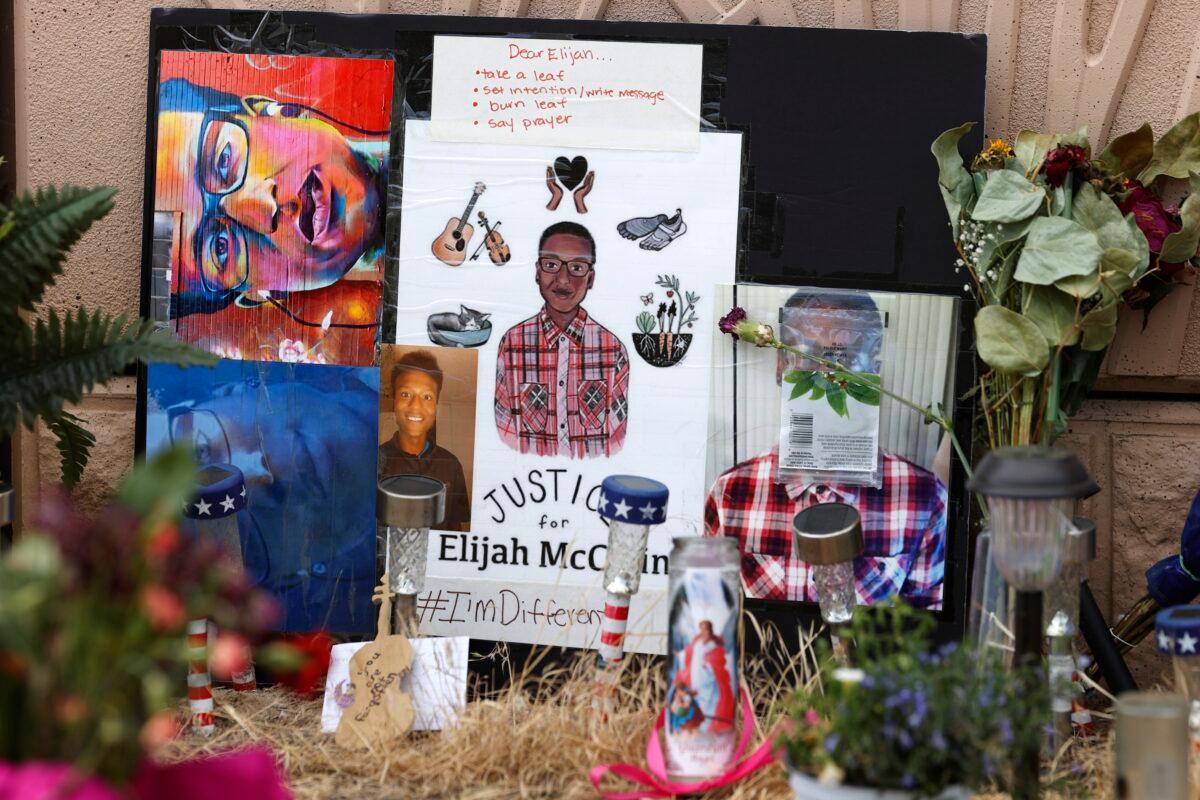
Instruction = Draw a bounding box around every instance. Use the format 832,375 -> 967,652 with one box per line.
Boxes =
1180,632 -> 1198,654
1159,630 -> 1175,652
612,498 -> 632,519
638,501 -> 660,521
219,495 -> 236,513
240,487 -> 246,498
597,492 -> 609,513
194,498 -> 212,516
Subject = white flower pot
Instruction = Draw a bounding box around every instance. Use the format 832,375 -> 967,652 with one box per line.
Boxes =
789,769 -> 971,800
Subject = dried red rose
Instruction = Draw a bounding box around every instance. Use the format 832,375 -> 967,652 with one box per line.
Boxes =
1043,144 -> 1089,188
1118,180 -> 1185,273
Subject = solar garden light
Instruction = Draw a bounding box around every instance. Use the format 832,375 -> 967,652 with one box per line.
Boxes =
377,475 -> 446,637
969,446 -> 1098,800
793,503 -> 864,624
1156,605 -> 1200,747
596,475 -> 669,667
1044,517 -> 1097,754
181,465 -> 256,736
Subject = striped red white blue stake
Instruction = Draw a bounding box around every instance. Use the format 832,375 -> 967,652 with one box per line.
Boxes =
599,592 -> 631,665
187,619 -> 215,735
232,661 -> 257,692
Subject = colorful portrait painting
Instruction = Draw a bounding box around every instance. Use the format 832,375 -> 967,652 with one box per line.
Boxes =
152,52 -> 393,367
145,359 -> 380,633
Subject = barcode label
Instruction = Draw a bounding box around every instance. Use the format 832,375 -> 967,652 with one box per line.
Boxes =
788,413 -> 814,451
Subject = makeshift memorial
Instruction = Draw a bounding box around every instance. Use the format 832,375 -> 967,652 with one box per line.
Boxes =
595,475 -> 669,667
665,536 -> 742,782
335,573 -> 417,750
1156,606 -> 1200,744
377,475 -> 447,636
968,446 -> 1097,798
1114,692 -> 1190,800
932,121 -> 1199,449
0,447 -> 279,785
780,602 -> 1048,799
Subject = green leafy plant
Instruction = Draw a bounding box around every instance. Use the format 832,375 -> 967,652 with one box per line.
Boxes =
0,180 -> 215,484
933,120 -> 1199,447
779,602 -> 1048,797
635,310 -> 657,334
785,369 -> 882,417
0,447 -> 280,783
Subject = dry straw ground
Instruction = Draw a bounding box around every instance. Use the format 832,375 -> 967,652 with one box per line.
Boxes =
160,631 -> 1138,799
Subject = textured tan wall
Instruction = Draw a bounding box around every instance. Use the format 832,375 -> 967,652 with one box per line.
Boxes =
13,0 -> 1200,677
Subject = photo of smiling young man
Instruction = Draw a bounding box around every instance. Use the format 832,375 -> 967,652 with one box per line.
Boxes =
494,221 -> 630,459
379,347 -> 475,532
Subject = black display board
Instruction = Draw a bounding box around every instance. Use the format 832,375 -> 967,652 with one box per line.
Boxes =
140,8 -> 986,649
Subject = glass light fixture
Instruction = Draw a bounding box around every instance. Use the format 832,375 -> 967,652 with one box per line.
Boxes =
376,475 -> 446,636
969,446 -> 1098,800
596,475 -> 669,667
792,502 -> 864,650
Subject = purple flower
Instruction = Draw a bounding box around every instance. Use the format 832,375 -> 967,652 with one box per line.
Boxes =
718,307 -> 747,337
824,734 -> 840,754
900,773 -> 916,789
998,717 -> 1014,746
930,730 -> 948,751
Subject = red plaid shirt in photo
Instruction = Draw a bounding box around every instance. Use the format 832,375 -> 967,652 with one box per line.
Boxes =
494,308 -> 630,459
704,447 -> 947,609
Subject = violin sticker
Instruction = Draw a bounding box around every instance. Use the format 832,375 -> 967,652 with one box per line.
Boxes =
335,574 -> 416,750
469,211 -> 511,265
431,182 -> 486,266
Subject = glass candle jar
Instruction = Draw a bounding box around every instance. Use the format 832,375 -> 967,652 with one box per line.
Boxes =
792,503 -> 864,625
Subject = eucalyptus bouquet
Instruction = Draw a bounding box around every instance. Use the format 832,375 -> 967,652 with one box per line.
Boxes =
779,603 -> 1048,797
933,118 -> 1200,447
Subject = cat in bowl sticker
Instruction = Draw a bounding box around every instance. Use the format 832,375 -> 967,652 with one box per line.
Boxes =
427,305 -> 492,348
632,275 -> 698,368
617,208 -> 687,251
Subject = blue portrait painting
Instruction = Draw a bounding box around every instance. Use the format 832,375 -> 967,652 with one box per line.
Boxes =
145,359 -> 379,633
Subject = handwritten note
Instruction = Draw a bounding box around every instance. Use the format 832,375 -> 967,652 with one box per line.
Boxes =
430,35 -> 703,151
322,637 -> 469,734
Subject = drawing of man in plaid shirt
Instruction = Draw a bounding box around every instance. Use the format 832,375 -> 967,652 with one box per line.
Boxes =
704,290 -> 947,610
494,222 -> 630,459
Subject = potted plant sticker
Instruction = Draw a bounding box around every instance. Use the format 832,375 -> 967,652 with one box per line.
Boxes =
632,275 -> 699,367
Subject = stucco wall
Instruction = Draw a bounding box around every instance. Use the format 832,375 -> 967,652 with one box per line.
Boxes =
13,0 -> 1200,679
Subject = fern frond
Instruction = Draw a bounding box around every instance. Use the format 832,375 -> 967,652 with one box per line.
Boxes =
0,185 -> 117,313
44,410 -> 96,487
0,308 -> 216,434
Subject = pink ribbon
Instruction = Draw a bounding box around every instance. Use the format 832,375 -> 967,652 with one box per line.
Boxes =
589,689 -> 779,799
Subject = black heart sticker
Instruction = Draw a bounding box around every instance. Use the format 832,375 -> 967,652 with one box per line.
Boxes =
553,156 -> 589,191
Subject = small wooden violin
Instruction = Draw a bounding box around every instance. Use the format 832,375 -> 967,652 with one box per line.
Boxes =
335,573 -> 415,750
477,211 -> 511,265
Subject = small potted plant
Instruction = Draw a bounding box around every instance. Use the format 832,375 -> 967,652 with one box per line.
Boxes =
631,274 -> 699,367
779,603 -> 1048,799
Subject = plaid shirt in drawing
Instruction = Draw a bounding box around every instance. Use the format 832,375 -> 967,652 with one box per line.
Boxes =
704,447 -> 947,610
494,308 -> 629,458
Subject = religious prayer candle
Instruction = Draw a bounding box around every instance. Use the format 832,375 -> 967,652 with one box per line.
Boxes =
595,475 -> 669,666
182,465 -> 256,699
664,536 -> 742,782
